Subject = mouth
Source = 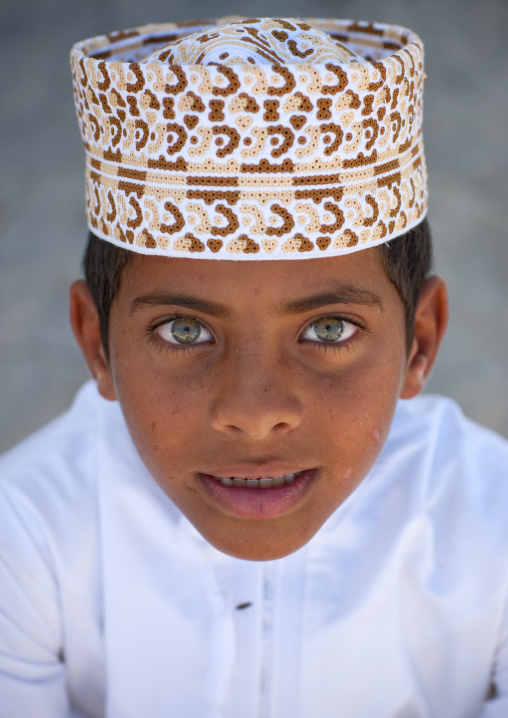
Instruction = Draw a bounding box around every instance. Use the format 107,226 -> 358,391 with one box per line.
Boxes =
199,468 -> 316,519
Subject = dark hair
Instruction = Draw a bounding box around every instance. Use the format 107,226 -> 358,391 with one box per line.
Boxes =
83,218 -> 432,358
83,233 -> 132,359
378,218 -> 433,348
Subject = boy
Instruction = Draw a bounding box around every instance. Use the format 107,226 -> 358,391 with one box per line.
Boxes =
1,16 -> 508,717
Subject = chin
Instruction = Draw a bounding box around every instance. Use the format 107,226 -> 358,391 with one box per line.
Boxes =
197,515 -> 323,561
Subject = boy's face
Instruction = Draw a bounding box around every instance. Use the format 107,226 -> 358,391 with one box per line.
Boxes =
94,248 -> 422,560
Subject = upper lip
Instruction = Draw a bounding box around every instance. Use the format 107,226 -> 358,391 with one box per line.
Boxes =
202,464 -> 310,480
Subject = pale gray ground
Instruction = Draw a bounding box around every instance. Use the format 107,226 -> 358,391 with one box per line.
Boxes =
0,0 -> 507,452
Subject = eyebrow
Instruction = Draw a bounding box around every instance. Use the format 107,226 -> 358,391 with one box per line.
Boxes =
130,283 -> 383,319
278,284 -> 384,315
130,291 -> 231,319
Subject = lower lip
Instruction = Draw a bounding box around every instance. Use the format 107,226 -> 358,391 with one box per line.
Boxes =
199,469 -> 316,519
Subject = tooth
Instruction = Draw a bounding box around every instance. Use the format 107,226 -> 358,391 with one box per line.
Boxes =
219,472 -> 302,489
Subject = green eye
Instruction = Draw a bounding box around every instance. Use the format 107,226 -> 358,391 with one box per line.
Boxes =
313,318 -> 345,342
157,317 -> 212,345
171,318 -> 200,343
302,317 -> 357,344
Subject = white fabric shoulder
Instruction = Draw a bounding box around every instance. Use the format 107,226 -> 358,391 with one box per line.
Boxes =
391,393 -> 508,522
385,395 -> 508,715
0,381 -> 106,718
383,394 -> 508,579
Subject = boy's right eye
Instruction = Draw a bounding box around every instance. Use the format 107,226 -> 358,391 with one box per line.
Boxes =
155,318 -> 213,345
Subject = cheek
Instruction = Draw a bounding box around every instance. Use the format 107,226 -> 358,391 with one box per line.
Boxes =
113,361 -> 211,473
310,353 -> 402,469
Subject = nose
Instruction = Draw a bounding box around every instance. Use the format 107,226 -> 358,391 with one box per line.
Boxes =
209,353 -> 303,440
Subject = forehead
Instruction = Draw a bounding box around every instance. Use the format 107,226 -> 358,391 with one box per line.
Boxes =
117,247 -> 401,317
125,247 -> 384,285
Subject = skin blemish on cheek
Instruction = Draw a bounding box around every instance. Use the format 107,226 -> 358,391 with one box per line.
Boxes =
371,424 -> 381,445
151,421 -> 156,432
344,467 -> 353,481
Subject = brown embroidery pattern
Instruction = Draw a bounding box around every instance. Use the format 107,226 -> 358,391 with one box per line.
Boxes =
72,16 -> 427,259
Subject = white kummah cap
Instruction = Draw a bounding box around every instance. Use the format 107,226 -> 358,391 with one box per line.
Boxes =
71,17 -> 427,259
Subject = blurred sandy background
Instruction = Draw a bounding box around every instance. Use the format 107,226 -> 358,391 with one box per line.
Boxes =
1,0 -> 507,452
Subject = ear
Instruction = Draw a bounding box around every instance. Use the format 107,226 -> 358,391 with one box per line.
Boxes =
400,276 -> 449,400
69,280 -> 117,401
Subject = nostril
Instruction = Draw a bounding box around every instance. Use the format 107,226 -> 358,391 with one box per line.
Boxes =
210,391 -> 303,438
274,421 -> 291,432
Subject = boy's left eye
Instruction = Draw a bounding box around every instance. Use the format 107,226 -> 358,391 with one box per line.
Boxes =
301,317 -> 357,344
156,317 -> 213,345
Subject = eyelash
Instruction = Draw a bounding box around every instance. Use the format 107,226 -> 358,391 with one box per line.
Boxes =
147,314 -> 364,354
148,315 -> 214,354
299,315 -> 363,351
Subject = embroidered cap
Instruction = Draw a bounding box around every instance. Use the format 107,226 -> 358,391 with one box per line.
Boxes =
71,17 -> 427,259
